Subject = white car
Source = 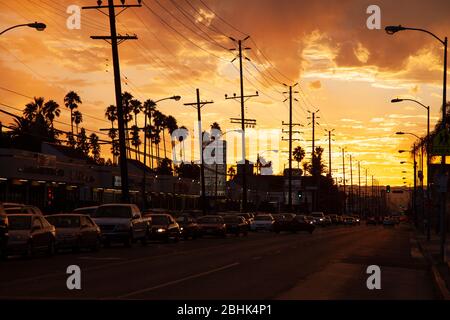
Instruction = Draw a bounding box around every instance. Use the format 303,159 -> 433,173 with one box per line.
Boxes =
250,214 -> 274,231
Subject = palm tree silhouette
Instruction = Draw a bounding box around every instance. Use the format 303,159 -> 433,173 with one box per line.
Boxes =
178,126 -> 189,162
165,115 -> 178,162
89,133 -> 101,163
43,100 -> 61,132
72,110 -> 83,135
105,105 -> 118,163
64,91 -> 82,135
153,110 -> 166,161
293,146 -> 306,170
122,92 -> 134,158
143,99 -> 156,169
23,97 -> 45,121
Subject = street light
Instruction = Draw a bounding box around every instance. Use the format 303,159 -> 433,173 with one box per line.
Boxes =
386,24 -> 447,260
142,95 -> 181,210
0,22 -> 46,36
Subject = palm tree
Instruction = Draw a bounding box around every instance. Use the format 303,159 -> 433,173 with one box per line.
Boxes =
122,92 -> 134,158
143,99 -> 156,169
43,100 -> 61,131
153,110 -> 166,161
77,128 -> 89,155
130,125 -> 141,160
89,133 -> 101,163
165,115 -> 178,163
105,105 -> 118,163
72,110 -> 83,135
293,146 -> 306,169
23,97 -> 45,121
64,91 -> 82,135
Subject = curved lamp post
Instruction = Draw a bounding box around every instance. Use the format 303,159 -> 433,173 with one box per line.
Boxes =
386,25 -> 447,258
142,95 -> 181,210
0,22 -> 46,36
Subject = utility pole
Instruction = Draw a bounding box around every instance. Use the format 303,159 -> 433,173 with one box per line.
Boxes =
226,36 -> 258,213
372,175 -> 375,217
350,155 -> 353,214
282,84 -> 300,211
342,148 -> 346,214
325,129 -> 335,177
184,89 -> 214,216
307,110 -> 320,210
358,161 -> 361,217
82,0 -> 141,203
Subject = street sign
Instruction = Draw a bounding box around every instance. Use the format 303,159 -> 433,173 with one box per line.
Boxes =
431,128 -> 450,155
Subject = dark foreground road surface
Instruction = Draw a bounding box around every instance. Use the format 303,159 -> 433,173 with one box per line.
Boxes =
0,224 -> 435,300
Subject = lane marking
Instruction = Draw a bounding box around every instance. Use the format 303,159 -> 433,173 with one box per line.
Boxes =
116,262 -> 240,299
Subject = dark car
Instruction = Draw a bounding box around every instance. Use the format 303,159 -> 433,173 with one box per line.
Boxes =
6,214 -> 56,257
197,215 -> 226,237
73,206 -> 99,216
223,215 -> 248,236
147,214 -> 181,242
237,213 -> 253,226
176,215 -> 200,240
367,217 -> 377,225
4,205 -> 43,216
0,205 -> 8,259
45,214 -> 101,252
273,214 -> 315,234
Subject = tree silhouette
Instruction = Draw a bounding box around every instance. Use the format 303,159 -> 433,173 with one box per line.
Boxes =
64,91 -> 82,135
89,133 -> 101,163
293,146 -> 306,169
77,128 -> 89,155
43,100 -> 61,132
130,125 -> 141,160
72,110 -> 83,135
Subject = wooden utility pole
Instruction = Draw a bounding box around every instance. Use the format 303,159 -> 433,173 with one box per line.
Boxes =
82,0 -> 142,202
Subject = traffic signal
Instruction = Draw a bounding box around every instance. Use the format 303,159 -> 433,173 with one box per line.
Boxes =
386,185 -> 391,193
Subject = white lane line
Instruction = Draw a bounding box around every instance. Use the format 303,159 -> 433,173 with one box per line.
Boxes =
116,262 -> 240,299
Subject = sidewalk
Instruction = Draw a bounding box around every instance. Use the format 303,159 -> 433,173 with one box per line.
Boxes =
414,232 -> 450,299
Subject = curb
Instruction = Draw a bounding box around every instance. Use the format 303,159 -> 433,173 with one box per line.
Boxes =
415,237 -> 450,300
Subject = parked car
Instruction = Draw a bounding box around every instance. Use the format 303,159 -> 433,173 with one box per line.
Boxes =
237,213 -> 254,226
367,217 -> 377,225
4,205 -> 43,216
6,214 -> 56,257
250,214 -> 274,231
305,216 -> 316,225
0,205 -> 8,259
197,215 -> 226,237
311,212 -> 326,226
92,204 -> 152,247
73,206 -> 99,216
2,203 -> 25,209
223,215 -> 248,236
328,214 -> 339,224
352,215 -> 361,225
146,214 -> 181,242
343,216 -> 355,225
45,214 -> 101,252
383,216 -> 396,226
323,216 -> 333,226
274,214 -> 315,234
176,215 -> 200,240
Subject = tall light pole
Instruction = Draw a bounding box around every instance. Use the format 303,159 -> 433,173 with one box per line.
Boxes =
0,22 -> 46,36
392,98 -> 431,240
142,95 -> 181,211
386,24 -> 447,261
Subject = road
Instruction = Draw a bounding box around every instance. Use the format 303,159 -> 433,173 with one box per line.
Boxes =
0,224 -> 435,300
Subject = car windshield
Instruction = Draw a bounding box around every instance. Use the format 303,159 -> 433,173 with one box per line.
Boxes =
151,215 -> 169,225
255,215 -> 272,221
92,206 -> 132,218
198,217 -> 222,224
46,216 -> 80,228
8,216 -> 32,230
176,216 -> 187,223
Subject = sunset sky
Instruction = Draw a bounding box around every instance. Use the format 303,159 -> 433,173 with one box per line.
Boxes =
0,0 -> 449,186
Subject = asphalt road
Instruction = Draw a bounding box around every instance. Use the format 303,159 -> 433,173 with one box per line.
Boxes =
0,224 -> 436,300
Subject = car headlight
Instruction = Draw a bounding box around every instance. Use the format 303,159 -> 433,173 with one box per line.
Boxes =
319,218 -> 323,221
157,228 -> 166,233
180,227 -> 184,231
